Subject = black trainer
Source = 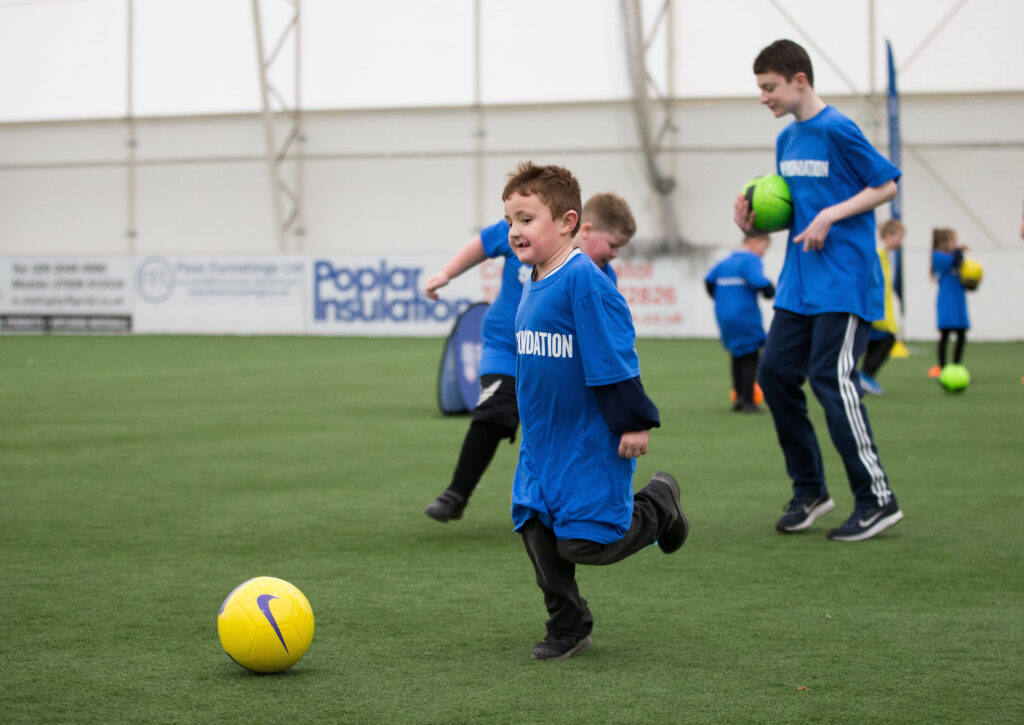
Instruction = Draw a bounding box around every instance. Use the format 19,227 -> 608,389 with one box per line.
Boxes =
775,494 -> 835,532
532,633 -> 592,661
827,499 -> 903,542
424,490 -> 467,523
650,472 -> 689,554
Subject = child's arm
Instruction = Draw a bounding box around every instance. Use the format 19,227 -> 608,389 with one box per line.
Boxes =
424,237 -> 488,300
593,377 -> 660,459
793,180 -> 898,252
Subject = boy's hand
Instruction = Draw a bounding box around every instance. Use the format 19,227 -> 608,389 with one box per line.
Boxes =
793,208 -> 836,251
733,194 -> 757,234
618,430 -> 650,458
424,272 -> 450,300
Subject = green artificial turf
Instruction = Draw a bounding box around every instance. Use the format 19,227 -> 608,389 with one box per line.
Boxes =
1,335 -> 1022,724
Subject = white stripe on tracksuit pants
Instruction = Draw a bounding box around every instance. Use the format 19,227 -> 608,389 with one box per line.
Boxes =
758,308 -> 895,509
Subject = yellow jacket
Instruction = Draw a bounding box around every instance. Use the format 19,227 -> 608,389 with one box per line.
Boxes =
873,244 -> 899,334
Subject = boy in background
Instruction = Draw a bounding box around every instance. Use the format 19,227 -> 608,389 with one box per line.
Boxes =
859,219 -> 905,395
704,232 -> 775,413
734,39 -> 904,542
424,194 -> 637,522
504,161 -> 688,661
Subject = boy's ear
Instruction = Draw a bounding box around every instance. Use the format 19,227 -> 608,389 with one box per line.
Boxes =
793,71 -> 810,89
561,210 -> 580,234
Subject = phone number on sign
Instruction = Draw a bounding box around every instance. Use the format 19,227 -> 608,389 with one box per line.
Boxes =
619,285 -> 677,306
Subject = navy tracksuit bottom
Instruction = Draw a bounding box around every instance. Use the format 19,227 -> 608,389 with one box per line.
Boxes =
758,309 -> 895,510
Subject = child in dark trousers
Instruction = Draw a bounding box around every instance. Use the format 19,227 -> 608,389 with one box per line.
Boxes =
503,161 -> 689,661
423,194 -> 637,522
858,219 -> 905,395
735,39 -> 903,542
930,227 -> 970,374
704,232 -> 775,413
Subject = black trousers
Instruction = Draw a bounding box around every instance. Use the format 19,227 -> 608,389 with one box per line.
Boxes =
938,329 -> 966,366
861,334 -> 895,376
731,351 -> 760,404
518,476 -> 675,638
758,309 -> 894,509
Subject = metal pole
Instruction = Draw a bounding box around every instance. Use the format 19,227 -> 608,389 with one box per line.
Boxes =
252,0 -> 286,252
473,0 -> 484,233
125,0 -> 137,253
293,0 -> 305,246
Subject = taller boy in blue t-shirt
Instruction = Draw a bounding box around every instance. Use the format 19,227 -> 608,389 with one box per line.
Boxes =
504,161 -> 688,661
734,39 -> 904,542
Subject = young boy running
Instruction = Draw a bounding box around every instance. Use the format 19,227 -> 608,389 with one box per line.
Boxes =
504,161 -> 688,661
734,39 -> 904,542
424,194 -> 637,522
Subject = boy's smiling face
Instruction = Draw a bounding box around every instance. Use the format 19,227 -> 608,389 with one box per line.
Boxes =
756,71 -> 805,118
504,191 -> 577,271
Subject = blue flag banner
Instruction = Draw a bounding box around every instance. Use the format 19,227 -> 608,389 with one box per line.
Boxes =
437,302 -> 489,414
886,40 -> 904,306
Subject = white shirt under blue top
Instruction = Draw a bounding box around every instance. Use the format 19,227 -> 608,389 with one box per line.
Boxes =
512,249 -> 640,544
775,105 -> 901,321
478,219 -> 618,378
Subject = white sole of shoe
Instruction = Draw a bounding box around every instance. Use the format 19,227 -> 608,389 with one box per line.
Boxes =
828,509 -> 904,542
780,497 -> 836,532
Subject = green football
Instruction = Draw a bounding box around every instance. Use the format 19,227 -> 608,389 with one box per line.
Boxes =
938,363 -> 970,393
742,174 -> 793,232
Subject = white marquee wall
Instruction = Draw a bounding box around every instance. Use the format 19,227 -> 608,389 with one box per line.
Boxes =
1,91 -> 1022,340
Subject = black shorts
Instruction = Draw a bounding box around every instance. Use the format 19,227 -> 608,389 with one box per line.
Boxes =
472,373 -> 519,433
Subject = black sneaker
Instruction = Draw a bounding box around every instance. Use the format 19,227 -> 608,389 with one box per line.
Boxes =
532,633 -> 592,661
424,490 -> 466,522
649,472 -> 689,554
827,499 -> 903,542
775,495 -> 835,532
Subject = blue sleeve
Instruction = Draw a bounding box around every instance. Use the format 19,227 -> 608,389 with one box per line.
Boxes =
479,220 -> 511,259
573,274 -> 641,387
593,376 -> 660,432
742,255 -> 772,290
831,116 -> 902,188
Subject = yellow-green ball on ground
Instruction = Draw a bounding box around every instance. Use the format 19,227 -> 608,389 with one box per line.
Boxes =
938,363 -> 970,393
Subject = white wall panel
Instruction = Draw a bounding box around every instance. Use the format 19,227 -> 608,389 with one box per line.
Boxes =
2,93 -> 1022,338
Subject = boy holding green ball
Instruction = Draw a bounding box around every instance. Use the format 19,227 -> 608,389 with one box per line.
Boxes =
734,39 -> 904,542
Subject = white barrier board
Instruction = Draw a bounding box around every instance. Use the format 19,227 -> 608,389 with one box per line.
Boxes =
1,253 -> 701,338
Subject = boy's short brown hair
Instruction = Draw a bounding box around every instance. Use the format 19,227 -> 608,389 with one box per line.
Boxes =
582,192 -> 637,240
879,219 -> 905,238
753,39 -> 815,87
502,161 -> 582,235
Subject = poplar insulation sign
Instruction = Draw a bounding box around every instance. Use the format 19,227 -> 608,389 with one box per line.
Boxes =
1,254 -> 701,338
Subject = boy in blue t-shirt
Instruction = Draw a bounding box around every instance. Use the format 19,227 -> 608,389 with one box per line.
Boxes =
503,161 -> 688,661
424,194 -> 637,522
734,39 -> 904,542
704,232 -> 775,413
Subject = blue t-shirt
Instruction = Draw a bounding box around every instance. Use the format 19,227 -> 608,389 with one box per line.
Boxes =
477,219 -> 617,377
512,250 -> 640,544
933,250 -> 969,330
775,105 -> 901,320
478,220 -> 529,377
704,250 -> 771,356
